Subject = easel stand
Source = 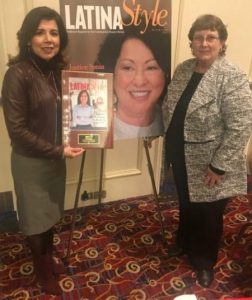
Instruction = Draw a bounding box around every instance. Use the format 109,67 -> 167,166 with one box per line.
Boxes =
143,138 -> 166,240
66,149 -> 105,261
97,149 -> 105,209
66,151 -> 86,261
66,139 -> 166,261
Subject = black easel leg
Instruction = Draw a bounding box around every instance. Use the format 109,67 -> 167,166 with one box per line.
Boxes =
143,138 -> 166,241
66,151 -> 86,261
98,149 -> 105,209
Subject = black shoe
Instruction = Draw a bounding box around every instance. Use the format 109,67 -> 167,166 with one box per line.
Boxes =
196,269 -> 214,288
167,244 -> 185,257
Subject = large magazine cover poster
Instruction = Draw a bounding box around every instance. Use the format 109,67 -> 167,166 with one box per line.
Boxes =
60,0 -> 171,140
62,71 -> 113,148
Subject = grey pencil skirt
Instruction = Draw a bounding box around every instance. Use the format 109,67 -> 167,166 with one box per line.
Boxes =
11,151 -> 66,236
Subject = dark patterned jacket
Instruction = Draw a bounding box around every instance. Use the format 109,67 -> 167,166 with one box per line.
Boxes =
162,56 -> 252,202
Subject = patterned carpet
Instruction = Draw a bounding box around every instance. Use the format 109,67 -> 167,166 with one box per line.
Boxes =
0,194 -> 252,300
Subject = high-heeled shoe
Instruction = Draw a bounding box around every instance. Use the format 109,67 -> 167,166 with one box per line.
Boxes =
196,269 -> 214,288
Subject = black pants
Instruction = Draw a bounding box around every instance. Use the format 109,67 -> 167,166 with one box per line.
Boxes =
171,159 -> 228,270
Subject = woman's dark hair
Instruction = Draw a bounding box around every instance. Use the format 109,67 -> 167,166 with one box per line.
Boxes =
8,6 -> 68,67
96,16 -> 171,103
188,14 -> 228,55
77,90 -> 91,106
96,17 -> 170,75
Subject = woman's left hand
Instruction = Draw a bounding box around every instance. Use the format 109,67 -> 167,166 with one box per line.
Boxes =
63,145 -> 84,158
204,167 -> 224,188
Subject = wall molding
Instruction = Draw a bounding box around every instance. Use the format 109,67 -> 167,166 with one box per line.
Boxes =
173,0 -> 184,70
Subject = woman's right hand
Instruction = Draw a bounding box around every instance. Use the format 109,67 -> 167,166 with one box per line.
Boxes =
204,167 -> 224,188
63,145 -> 84,158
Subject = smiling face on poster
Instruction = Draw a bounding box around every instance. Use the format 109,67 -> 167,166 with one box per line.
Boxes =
60,0 -> 171,141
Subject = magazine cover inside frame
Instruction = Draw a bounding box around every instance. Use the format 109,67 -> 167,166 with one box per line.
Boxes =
59,0 -> 171,141
62,70 -> 113,148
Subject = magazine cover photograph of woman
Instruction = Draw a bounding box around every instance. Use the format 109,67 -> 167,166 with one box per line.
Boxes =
96,16 -> 171,140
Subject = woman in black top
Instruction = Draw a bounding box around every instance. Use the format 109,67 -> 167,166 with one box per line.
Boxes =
162,14 -> 252,287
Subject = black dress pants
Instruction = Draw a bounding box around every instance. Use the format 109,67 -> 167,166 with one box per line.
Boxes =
171,159 -> 228,270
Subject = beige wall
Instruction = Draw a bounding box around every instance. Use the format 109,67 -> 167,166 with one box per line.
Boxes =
0,0 -> 252,209
172,0 -> 252,75
171,0 -> 252,174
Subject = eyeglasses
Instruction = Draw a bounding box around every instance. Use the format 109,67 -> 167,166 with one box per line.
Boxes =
193,35 -> 220,43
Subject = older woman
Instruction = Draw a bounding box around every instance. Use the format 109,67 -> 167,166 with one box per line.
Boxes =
162,14 -> 252,287
2,7 -> 83,295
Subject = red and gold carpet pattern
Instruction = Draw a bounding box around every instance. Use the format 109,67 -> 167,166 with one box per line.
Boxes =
0,194 -> 252,299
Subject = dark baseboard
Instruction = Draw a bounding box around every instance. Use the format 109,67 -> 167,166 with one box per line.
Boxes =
0,211 -> 19,233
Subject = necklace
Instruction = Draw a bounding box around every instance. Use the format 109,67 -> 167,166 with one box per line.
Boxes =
30,57 -> 52,79
30,57 -> 60,102
51,71 -> 61,102
30,57 -> 62,144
